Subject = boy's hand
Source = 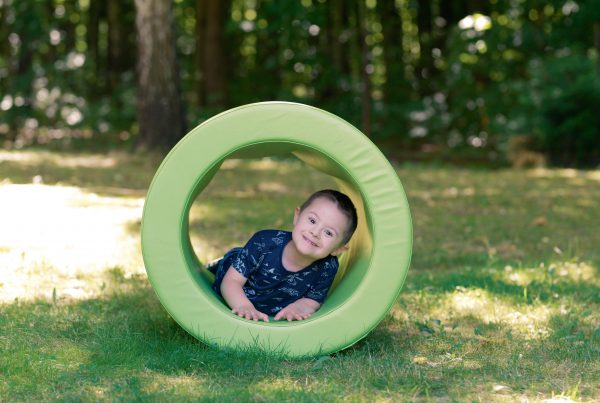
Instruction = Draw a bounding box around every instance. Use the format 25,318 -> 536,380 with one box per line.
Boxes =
221,267 -> 269,322
232,304 -> 269,322
274,298 -> 320,322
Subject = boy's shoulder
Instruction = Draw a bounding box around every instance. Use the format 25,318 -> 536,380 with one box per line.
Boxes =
320,254 -> 339,271
252,229 -> 290,240
248,229 -> 291,249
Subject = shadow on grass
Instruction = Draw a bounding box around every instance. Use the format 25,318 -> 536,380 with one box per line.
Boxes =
0,151 -> 160,198
405,264 -> 600,306
2,152 -> 599,399
1,269 -> 347,400
1,266 -> 598,401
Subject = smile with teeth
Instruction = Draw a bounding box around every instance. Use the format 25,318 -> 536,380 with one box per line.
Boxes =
303,235 -> 319,247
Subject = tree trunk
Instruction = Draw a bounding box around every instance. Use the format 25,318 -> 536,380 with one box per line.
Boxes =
378,0 -> 406,103
254,0 -> 281,101
464,0 -> 489,15
0,4 -> 7,92
338,1 -> 352,79
328,0 -> 344,76
440,0 -> 460,27
86,0 -> 101,89
317,0 -> 347,104
197,0 -> 228,108
356,0 -> 371,137
595,22 -> 600,71
134,0 -> 186,149
416,0 -> 432,94
62,0 -> 77,51
107,0 -> 135,88
195,0 -> 206,105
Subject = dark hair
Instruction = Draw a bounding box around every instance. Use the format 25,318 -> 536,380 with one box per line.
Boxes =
300,189 -> 358,245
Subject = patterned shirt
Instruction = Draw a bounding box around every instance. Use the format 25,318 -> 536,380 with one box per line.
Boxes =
210,229 -> 339,315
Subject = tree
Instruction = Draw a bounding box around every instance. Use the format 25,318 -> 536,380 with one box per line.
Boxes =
416,0 -> 433,94
356,0 -> 371,136
107,0 -> 136,89
196,0 -> 229,108
86,0 -> 102,90
134,0 -> 186,149
378,0 -> 406,103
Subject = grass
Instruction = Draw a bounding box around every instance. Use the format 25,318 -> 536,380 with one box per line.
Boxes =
1,149 -> 599,401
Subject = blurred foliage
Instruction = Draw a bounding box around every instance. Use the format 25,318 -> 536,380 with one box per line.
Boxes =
0,0 -> 599,165
533,55 -> 600,166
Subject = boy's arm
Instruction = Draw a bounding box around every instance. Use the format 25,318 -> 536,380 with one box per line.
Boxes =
274,298 -> 321,321
221,267 -> 269,322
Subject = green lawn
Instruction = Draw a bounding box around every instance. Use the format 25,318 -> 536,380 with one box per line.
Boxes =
1,150 -> 598,401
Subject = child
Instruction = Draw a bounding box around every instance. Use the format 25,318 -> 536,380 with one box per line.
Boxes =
208,189 -> 358,322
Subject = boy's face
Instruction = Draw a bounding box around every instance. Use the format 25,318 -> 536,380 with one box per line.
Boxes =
291,197 -> 350,261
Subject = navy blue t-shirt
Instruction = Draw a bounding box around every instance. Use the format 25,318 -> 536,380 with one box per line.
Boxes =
210,229 -> 339,315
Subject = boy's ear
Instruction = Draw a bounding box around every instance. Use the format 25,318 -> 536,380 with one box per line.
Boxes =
331,244 -> 349,257
293,206 -> 301,225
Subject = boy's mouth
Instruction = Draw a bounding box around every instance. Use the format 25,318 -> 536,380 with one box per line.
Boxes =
303,235 -> 319,247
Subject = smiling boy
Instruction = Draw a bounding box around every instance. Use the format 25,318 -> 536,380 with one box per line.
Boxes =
209,189 -> 358,322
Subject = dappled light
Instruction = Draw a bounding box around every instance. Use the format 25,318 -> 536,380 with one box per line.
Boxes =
401,166 -> 600,271
1,151 -> 598,401
0,183 -> 144,302
3,0 -> 600,395
437,287 -> 555,340
0,150 -> 117,170
527,168 -> 600,181
0,150 -> 159,194
221,158 -> 301,173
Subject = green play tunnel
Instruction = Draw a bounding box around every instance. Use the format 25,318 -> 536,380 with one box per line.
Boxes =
141,102 -> 412,357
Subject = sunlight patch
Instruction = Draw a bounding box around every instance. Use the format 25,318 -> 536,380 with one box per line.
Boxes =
258,181 -> 289,193
220,158 -> 300,173
587,170 -> 600,182
528,168 -> 600,183
429,288 -> 556,340
255,377 -> 303,394
552,261 -> 597,283
0,183 -> 145,301
189,235 -> 221,263
0,150 -> 118,169
141,372 -> 206,392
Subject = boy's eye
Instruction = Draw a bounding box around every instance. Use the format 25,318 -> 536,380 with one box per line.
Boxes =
309,217 -> 316,224
324,230 -> 333,237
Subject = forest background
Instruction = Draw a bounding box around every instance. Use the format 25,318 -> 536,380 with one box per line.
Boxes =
1,2 -> 600,399
1,0 -> 600,167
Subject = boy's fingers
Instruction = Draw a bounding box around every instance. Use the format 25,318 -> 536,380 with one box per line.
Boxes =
275,308 -> 313,322
232,307 -> 269,322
